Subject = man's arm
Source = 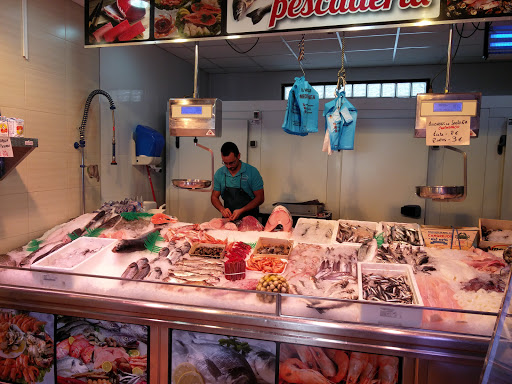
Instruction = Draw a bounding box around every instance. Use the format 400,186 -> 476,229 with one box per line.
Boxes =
230,189 -> 264,220
211,190 -> 232,218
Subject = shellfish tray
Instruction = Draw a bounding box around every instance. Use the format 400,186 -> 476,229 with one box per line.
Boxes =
253,237 -> 293,259
189,243 -> 226,258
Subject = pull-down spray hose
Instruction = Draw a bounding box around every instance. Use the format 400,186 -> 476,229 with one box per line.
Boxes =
74,89 -> 117,214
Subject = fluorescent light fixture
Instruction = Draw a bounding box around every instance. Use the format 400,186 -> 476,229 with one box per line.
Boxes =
416,19 -> 433,26
172,39 -> 189,43
226,35 -> 241,39
488,25 -> 512,54
490,33 -> 512,39
490,42 -> 512,47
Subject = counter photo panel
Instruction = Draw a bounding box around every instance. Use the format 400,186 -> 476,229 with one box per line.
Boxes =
55,316 -> 149,384
0,308 -> 55,384
169,329 -> 277,384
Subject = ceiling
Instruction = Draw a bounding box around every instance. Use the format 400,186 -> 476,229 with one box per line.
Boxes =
158,22 -> 512,74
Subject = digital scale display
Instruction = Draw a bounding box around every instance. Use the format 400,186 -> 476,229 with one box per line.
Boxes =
433,102 -> 463,112
181,106 -> 203,115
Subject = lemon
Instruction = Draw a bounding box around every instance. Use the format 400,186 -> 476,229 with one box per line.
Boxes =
177,371 -> 204,384
68,336 -> 75,345
132,367 -> 144,376
101,361 -> 113,373
128,349 -> 140,357
172,363 -> 198,384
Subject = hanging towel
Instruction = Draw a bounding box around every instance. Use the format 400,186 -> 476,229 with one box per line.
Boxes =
282,76 -> 319,136
323,89 -> 357,151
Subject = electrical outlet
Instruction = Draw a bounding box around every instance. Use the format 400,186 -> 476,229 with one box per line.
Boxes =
508,118 -> 512,126
253,111 -> 261,120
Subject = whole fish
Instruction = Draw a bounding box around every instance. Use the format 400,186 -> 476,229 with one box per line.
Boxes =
57,323 -> 95,340
19,242 -> 67,267
245,347 -> 276,384
163,276 -> 213,286
170,271 -> 221,281
174,340 -> 257,384
121,262 -> 139,279
119,323 -> 149,343
97,214 -> 122,230
56,319 -> 91,338
146,266 -> 162,280
133,258 -> 150,280
246,5 -> 271,24
112,229 -> 160,253
233,0 -> 257,20
93,327 -> 139,348
97,320 -> 120,331
158,247 -> 170,258
0,254 -> 16,267
57,356 -> 89,377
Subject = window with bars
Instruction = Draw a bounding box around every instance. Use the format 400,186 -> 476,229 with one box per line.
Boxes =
282,80 -> 429,100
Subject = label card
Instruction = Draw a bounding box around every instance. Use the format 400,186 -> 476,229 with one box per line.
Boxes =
0,137 -> 13,157
426,116 -> 471,146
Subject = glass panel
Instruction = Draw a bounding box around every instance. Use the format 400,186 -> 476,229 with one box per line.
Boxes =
367,83 -> 381,98
344,84 -> 353,97
412,81 -> 427,96
312,85 -> 325,99
325,85 -> 337,98
396,82 -> 412,97
382,83 -> 396,97
284,86 -> 292,100
353,83 -> 367,97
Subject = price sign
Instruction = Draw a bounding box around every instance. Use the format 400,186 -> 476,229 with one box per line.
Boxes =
426,116 -> 470,146
0,137 -> 13,157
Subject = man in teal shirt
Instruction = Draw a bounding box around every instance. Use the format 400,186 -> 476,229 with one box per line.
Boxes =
211,142 -> 264,221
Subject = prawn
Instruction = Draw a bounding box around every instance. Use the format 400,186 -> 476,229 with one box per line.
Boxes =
378,355 -> 399,384
325,349 -> 349,382
347,352 -> 369,384
295,345 -> 318,370
359,354 -> 378,384
279,358 -> 333,384
310,347 -> 336,378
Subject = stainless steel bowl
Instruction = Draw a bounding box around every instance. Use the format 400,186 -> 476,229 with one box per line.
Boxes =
172,179 -> 211,190
415,186 -> 465,200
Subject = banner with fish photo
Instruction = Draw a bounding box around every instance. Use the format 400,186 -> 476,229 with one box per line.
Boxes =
55,316 -> 148,384
86,0 -> 151,45
0,309 -> 55,384
170,329 -> 276,383
279,343 -> 402,384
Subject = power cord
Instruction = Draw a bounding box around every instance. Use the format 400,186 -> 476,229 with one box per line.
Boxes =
226,38 -> 259,54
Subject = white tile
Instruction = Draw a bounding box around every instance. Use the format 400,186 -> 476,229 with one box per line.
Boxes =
28,0 -> 67,40
25,69 -> 66,114
0,53 -> 26,109
28,189 -> 70,233
26,32 -> 66,76
25,151 -> 68,192
0,193 -> 29,239
66,0 -> 85,45
24,111 -> 69,152
0,161 -> 30,197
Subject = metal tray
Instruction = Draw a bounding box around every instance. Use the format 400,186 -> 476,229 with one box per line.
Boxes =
172,179 -> 211,189
416,186 -> 465,200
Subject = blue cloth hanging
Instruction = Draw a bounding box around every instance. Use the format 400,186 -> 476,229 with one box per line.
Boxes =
323,89 -> 357,150
282,76 -> 319,136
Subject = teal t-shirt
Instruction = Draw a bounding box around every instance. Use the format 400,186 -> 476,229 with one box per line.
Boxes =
213,162 -> 263,199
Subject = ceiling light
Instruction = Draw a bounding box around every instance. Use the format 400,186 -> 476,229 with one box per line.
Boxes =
227,35 -> 241,39
416,20 -> 433,26
488,25 -> 512,54
172,39 -> 189,43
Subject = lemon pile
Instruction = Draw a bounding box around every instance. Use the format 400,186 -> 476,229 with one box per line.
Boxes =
172,363 -> 204,384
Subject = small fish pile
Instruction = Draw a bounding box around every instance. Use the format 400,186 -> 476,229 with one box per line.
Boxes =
383,223 -> 422,246
337,222 -> 375,244
482,227 -> 512,244
99,199 -> 140,213
362,274 -> 414,304
315,246 -> 358,280
163,257 -> 224,286
375,243 -> 434,273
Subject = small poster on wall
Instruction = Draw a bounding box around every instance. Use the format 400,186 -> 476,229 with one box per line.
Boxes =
87,0 -> 151,45
170,329 -> 277,383
0,308 -> 55,384
55,316 -> 149,384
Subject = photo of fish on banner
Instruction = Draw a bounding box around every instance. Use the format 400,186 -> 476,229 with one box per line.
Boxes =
171,329 -> 276,384
88,0 -> 150,44
55,316 -> 148,384
322,89 -> 357,154
282,77 -> 320,137
0,309 -> 54,384
279,343 -> 400,384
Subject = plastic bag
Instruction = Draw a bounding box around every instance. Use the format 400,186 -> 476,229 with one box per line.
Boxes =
323,89 -> 357,151
282,76 -> 319,136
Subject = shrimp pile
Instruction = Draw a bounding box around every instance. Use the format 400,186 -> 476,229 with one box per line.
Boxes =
279,344 -> 399,384
165,225 -> 227,244
246,256 -> 287,273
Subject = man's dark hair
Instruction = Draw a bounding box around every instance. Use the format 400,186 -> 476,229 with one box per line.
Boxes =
221,142 -> 240,157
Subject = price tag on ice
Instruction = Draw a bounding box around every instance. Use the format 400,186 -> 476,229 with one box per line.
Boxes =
0,137 -> 13,157
426,116 -> 470,146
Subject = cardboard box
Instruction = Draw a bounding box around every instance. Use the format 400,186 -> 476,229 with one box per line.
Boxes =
421,225 -> 478,250
254,237 -> 293,259
358,262 -> 423,328
479,218 -> 512,250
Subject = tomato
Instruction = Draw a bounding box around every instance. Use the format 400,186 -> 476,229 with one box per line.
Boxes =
183,12 -> 217,26
191,3 -> 221,14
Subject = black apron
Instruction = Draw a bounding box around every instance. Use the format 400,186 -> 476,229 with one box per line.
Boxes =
223,174 -> 259,219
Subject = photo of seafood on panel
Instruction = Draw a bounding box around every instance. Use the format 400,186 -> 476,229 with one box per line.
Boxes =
279,343 -> 401,384
55,316 -> 148,384
226,0 -> 273,33
0,309 -> 55,384
154,0 -> 221,39
170,329 -> 276,383
87,0 -> 150,45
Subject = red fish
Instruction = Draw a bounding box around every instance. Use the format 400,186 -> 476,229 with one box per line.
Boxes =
69,335 -> 91,358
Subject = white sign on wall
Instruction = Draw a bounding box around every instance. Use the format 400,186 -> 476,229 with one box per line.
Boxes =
425,116 -> 470,146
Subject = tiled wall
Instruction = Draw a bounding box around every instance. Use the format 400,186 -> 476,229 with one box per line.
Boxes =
0,0 -> 100,253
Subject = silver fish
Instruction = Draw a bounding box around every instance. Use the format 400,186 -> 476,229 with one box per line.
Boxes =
163,276 -> 213,286
93,327 -> 139,348
245,347 -> 276,384
119,323 -> 149,343
232,0 -> 257,20
121,262 -> 138,279
146,266 -> 162,280
158,247 -> 170,257
57,356 -> 89,377
133,258 -> 150,280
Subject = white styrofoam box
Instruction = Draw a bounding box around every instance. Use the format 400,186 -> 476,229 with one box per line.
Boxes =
32,237 -> 118,272
292,218 -> 338,245
337,219 -> 382,244
358,262 -> 424,328
380,222 -> 424,246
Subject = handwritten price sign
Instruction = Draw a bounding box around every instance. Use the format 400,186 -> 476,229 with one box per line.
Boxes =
426,116 -> 470,146
0,137 -> 13,157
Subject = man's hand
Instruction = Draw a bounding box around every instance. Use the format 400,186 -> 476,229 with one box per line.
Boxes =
230,209 -> 244,221
221,208 -> 232,218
